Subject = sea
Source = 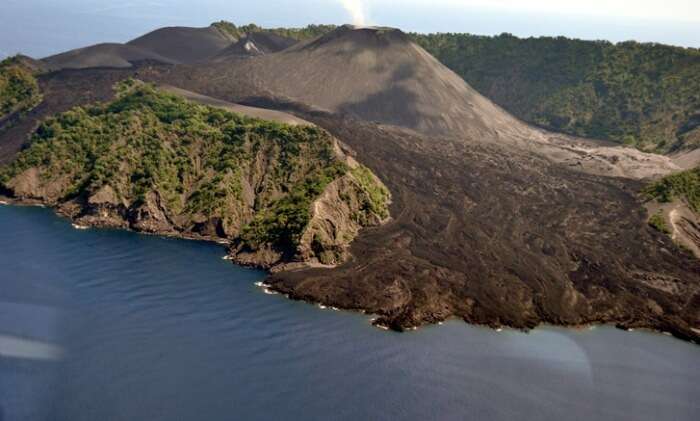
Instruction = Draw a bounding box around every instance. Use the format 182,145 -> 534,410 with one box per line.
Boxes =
0,204 -> 698,421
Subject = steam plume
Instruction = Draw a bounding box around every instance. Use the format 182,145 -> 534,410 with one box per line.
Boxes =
340,0 -> 367,26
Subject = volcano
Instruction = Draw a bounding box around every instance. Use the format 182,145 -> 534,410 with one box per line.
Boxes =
200,25 -> 501,137
169,25 -> 679,179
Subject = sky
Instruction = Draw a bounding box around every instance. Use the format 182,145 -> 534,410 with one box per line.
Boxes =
1,0 -> 699,58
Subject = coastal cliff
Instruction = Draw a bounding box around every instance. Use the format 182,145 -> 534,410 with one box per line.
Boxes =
0,80 -> 390,269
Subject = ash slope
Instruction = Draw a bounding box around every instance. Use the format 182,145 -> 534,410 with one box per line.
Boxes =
41,25 -> 239,71
42,43 -> 177,70
127,25 -> 237,63
178,25 -> 679,180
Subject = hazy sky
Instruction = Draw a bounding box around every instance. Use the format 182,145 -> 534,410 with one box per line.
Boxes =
1,0 -> 698,58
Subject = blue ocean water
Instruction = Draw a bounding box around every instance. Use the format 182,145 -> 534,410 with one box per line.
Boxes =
0,204 -> 698,421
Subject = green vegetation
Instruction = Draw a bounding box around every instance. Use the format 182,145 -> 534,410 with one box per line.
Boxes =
648,211 -> 671,234
212,21 -> 336,42
240,161 -> 348,250
0,55 -> 42,121
410,33 -> 700,153
644,167 -> 700,212
0,80 -> 388,254
350,165 -> 390,220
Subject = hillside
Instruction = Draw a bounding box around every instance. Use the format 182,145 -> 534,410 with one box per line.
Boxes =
168,25 -> 679,180
127,25 -> 238,63
643,167 -> 700,258
411,32 -> 700,153
645,167 -> 700,211
0,81 -> 390,268
212,32 -> 298,59
0,56 -> 42,122
42,43 -> 177,70
209,23 -> 700,154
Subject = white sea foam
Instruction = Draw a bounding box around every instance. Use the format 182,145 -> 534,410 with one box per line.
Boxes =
254,281 -> 265,287
0,200 -> 8,205
72,224 -> 89,230
222,255 -> 233,260
496,328 -> 503,332
263,288 -> 278,295
318,304 -> 327,310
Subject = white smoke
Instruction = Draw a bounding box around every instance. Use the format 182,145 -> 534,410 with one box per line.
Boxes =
340,0 -> 368,26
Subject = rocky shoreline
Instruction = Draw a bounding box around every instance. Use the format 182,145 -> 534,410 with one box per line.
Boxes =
2,196 -> 698,343
263,278 -> 700,342
0,195 -> 366,273
259,272 -> 700,342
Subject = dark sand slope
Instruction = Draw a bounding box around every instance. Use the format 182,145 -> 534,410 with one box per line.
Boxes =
160,85 -> 312,125
127,25 -> 237,63
177,25 -> 680,180
42,43 -> 176,70
264,113 -> 700,341
207,25 -> 497,136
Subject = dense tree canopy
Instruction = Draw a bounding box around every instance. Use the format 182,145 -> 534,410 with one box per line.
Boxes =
0,55 -> 42,121
0,80 -> 389,252
411,32 -> 700,153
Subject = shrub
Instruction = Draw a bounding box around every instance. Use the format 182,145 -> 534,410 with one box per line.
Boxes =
648,211 -> 671,234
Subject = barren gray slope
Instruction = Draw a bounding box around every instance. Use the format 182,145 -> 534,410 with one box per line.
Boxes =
171,25 -> 679,179
159,85 -> 312,126
42,43 -> 177,70
127,25 -> 236,63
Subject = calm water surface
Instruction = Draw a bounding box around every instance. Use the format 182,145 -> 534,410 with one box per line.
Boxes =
0,205 -> 698,421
